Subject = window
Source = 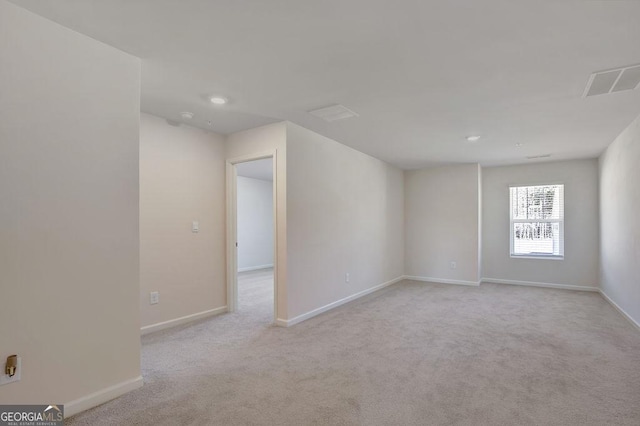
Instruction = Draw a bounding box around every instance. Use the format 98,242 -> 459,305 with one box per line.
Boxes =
509,184 -> 564,259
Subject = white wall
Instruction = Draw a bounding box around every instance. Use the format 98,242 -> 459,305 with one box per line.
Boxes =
139,113 -> 226,331
285,122 -> 404,320
226,122 -> 288,318
482,159 -> 599,288
599,114 -> 640,326
237,176 -> 274,271
0,1 -> 141,411
405,164 -> 481,284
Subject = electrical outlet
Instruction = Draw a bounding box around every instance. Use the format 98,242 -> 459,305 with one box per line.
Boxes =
450,261 -> 457,270
345,273 -> 350,283
150,291 -> 159,305
0,356 -> 21,386
192,221 -> 199,233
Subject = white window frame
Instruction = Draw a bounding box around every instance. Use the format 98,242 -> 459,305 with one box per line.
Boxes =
509,184 -> 564,260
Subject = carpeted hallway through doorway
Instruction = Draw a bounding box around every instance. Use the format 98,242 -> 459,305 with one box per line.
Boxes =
68,275 -> 640,425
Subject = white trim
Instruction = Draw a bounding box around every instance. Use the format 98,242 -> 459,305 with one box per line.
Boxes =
481,277 -> 598,292
599,290 -> 640,331
227,151 -> 276,166
274,318 -> 289,327
509,255 -> 564,261
140,306 -> 227,335
238,264 -> 274,273
277,276 -> 405,327
404,276 -> 481,286
509,184 -> 565,259
226,160 -> 239,314
65,375 -> 143,418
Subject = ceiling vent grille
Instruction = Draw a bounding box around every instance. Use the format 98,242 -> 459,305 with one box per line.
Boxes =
308,104 -> 358,122
583,64 -> 640,97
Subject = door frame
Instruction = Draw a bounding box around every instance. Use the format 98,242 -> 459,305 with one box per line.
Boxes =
226,150 -> 278,323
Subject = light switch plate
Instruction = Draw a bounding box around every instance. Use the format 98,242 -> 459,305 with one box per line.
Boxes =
150,291 -> 159,305
192,221 -> 199,233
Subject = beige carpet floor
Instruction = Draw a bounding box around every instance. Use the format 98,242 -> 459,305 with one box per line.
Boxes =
68,271 -> 640,425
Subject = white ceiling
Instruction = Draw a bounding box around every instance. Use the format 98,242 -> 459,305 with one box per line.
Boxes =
11,0 -> 640,168
237,158 -> 273,182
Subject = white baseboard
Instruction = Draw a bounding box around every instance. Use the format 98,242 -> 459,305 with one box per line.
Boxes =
600,290 -> 640,331
274,318 -> 288,327
277,276 -> 405,327
482,277 -> 599,292
238,264 -> 274,272
65,375 -> 143,418
404,275 -> 480,286
141,306 -> 227,335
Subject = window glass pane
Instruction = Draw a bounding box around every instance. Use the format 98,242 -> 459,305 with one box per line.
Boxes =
513,222 -> 561,256
510,185 -> 562,220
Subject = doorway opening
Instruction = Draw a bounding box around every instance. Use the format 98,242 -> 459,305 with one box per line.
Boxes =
226,153 -> 277,324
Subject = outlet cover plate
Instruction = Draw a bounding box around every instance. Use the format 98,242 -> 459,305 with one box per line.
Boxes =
0,356 -> 21,386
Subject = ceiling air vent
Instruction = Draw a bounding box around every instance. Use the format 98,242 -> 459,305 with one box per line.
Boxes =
583,64 -> 640,97
308,104 -> 358,122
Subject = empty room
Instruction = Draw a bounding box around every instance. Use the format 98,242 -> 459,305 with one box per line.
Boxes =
1,1 -> 639,425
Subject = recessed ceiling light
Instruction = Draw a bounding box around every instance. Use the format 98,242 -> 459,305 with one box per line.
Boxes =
466,135 -> 481,142
515,143 -> 523,147
180,111 -> 194,120
210,96 -> 228,105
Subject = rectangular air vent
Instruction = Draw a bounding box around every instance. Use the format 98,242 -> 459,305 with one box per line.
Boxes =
308,104 -> 358,122
526,154 -> 552,160
583,64 -> 640,97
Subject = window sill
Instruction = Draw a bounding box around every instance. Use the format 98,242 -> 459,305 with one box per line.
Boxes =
510,255 -> 564,261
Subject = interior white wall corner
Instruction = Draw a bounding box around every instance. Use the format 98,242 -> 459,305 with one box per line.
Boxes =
139,113 -> 227,330
285,122 -> 405,319
0,1 -> 141,407
599,113 -> 640,327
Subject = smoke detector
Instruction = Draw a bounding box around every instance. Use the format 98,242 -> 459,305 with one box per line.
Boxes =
583,64 -> 640,97
308,104 -> 358,122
